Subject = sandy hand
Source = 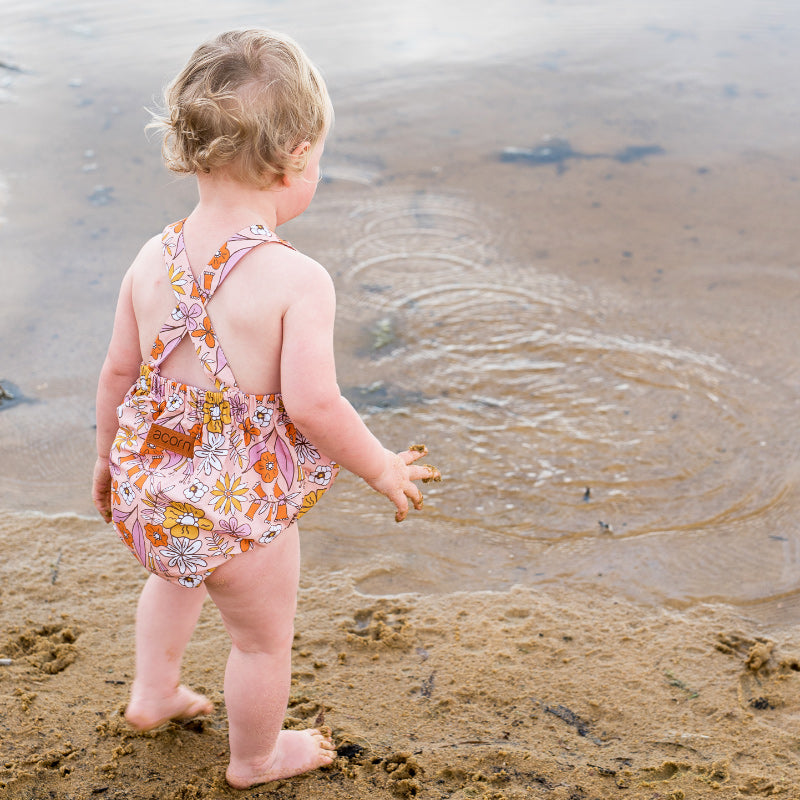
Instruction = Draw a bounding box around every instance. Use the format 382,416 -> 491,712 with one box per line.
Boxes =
366,445 -> 441,522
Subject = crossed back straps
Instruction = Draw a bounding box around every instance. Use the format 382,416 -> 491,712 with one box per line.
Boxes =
148,220 -> 295,389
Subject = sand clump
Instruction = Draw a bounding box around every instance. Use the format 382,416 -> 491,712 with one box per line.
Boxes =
3,514 -> 800,799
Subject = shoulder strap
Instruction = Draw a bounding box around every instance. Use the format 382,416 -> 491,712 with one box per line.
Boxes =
146,221 -> 295,389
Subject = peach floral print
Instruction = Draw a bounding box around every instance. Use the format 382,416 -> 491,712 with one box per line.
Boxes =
109,222 -> 339,587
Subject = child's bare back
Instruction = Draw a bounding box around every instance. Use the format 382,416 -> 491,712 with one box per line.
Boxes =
125,214 -> 330,397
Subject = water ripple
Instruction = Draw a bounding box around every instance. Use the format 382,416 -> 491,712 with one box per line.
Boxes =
334,192 -> 792,550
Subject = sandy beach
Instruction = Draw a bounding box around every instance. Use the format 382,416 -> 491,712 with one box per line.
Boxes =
2,513 -> 800,799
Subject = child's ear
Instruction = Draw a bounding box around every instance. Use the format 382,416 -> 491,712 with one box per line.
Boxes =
292,141 -> 311,158
281,141 -> 312,187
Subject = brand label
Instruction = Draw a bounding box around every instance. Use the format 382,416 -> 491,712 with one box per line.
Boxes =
144,423 -> 195,458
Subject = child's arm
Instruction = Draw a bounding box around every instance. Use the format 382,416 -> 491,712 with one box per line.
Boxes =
280,259 -> 437,521
93,269 -> 143,520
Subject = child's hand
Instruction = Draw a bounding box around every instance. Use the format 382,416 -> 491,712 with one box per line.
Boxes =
92,456 -> 113,523
365,446 -> 441,522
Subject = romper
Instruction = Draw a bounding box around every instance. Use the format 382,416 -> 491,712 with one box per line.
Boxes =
109,220 -> 339,588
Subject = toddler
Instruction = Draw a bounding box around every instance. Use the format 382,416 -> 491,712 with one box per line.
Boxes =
92,28 -> 439,790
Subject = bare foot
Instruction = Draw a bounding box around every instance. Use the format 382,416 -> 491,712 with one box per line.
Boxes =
226,728 -> 336,789
124,683 -> 213,731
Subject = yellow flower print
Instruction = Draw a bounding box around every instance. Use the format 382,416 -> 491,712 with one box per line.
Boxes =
168,262 -> 188,295
203,397 -> 231,434
211,473 -> 248,515
163,501 -> 213,540
114,426 -> 137,451
296,489 -> 324,519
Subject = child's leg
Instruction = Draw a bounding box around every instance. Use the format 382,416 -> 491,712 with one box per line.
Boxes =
125,573 -> 213,730
204,522 -> 334,789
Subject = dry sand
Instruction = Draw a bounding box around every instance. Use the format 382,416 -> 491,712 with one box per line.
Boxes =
2,513 -> 800,799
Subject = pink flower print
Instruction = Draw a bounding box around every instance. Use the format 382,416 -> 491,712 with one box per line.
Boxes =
171,302 -> 203,331
217,517 -> 252,538
229,395 -> 248,423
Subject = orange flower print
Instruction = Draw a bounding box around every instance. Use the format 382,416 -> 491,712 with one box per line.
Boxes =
117,520 -> 133,548
162,501 -> 214,539
145,523 -> 168,547
209,243 -> 230,269
151,336 -> 165,358
191,317 -> 216,348
204,398 -> 231,434
254,451 -> 279,483
241,417 -> 261,445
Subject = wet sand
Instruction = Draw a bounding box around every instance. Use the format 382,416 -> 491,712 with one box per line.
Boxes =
3,513 -> 800,799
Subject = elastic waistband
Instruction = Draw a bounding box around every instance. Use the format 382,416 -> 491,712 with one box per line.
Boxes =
136,363 -> 285,413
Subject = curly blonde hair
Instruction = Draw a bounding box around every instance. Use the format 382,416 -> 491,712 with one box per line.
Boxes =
150,29 -> 331,187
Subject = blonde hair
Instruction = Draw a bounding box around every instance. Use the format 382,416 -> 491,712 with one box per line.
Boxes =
150,29 -> 331,187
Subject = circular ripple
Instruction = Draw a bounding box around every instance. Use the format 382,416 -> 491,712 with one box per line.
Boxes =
333,192 -> 789,544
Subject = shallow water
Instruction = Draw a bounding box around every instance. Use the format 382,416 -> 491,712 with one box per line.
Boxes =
1,0 -> 799,617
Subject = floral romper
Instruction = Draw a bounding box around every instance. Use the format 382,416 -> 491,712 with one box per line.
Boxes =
110,220 -> 339,588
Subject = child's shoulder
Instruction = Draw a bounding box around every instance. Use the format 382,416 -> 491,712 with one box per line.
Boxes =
245,239 -> 335,293
128,232 -> 166,276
